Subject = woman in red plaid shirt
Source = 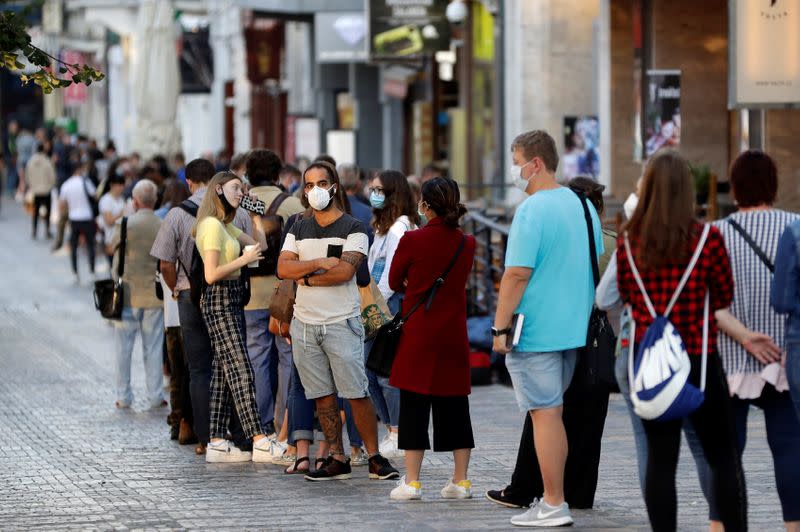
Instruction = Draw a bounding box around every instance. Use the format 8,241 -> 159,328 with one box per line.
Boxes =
617,150 -> 747,532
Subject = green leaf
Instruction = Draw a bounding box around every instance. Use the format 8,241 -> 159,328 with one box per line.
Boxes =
59,66 -> 68,74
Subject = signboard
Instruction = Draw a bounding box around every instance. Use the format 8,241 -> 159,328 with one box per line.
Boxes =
367,0 -> 450,60
562,116 -> 599,181
245,19 -> 284,84
643,70 -> 680,158
729,0 -> 800,108
179,27 -> 213,94
326,129 -> 356,165
315,12 -> 368,63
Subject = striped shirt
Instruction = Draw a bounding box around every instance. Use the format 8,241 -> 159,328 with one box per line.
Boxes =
149,188 -> 252,292
713,209 -> 800,380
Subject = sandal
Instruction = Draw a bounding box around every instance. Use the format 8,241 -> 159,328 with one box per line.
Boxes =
315,457 -> 327,471
284,456 -> 310,475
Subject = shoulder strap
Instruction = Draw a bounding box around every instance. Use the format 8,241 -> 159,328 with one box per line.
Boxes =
572,189 -> 600,287
178,199 -> 199,217
727,218 -> 775,273
402,233 -> 466,321
266,193 -> 289,216
118,217 -> 128,278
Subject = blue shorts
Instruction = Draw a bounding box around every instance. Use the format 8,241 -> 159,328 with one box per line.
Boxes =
506,349 -> 578,411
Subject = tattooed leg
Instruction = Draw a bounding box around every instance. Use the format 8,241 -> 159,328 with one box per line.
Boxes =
316,395 -> 345,461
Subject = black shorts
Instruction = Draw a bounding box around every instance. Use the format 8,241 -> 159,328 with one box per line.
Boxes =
398,390 -> 475,452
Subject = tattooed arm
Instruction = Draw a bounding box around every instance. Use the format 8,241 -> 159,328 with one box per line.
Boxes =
305,251 -> 364,287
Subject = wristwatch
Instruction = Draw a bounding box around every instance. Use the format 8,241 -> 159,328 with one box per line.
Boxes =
303,274 -> 311,287
491,326 -> 511,337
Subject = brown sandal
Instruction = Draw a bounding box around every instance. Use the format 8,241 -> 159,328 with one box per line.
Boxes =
195,443 -> 206,455
284,456 -> 310,474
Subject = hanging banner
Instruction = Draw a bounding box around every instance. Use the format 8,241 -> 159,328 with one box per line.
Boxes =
644,70 -> 681,159
367,0 -> 450,60
729,0 -> 800,108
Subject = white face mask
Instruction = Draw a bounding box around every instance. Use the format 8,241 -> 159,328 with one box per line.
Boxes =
623,192 -> 638,219
510,160 -> 534,192
307,185 -> 335,211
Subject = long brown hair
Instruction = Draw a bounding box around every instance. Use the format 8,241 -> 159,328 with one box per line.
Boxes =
372,170 -> 420,235
624,150 -> 696,269
192,171 -> 241,237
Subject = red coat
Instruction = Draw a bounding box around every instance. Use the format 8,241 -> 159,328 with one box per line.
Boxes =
387,217 -> 476,396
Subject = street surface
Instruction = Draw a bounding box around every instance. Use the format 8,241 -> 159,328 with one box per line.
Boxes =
0,201 -> 782,530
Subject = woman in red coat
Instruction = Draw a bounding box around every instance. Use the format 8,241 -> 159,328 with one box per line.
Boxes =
386,177 -> 477,501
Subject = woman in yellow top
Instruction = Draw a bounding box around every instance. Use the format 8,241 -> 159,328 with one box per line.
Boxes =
192,171 -> 271,463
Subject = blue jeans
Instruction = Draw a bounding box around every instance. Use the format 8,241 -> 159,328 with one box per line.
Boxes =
614,350 -> 711,502
787,342 -> 800,421
274,326 -> 293,434
114,306 -> 165,407
244,309 -> 277,433
364,293 -> 403,428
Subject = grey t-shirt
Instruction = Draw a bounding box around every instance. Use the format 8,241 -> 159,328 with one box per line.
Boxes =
282,214 -> 368,325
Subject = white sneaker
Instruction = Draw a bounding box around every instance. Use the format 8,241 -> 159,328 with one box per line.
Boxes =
205,440 -> 252,463
379,431 -> 404,458
253,437 -> 287,463
510,499 -> 573,527
441,479 -> 472,499
389,476 -> 422,500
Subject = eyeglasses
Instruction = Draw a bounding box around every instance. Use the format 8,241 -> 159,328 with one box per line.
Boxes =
368,186 -> 384,194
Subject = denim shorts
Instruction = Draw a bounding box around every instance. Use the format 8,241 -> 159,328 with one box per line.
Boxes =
290,316 -> 370,400
505,349 -> 578,411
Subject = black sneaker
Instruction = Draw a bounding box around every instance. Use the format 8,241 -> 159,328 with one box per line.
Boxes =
304,456 -> 352,481
368,454 -> 400,480
485,489 -> 531,509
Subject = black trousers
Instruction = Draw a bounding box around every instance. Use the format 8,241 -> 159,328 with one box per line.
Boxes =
177,291 -> 246,446
398,390 -> 475,452
31,193 -> 51,236
642,353 -> 747,532
503,352 -> 611,509
68,220 -> 96,274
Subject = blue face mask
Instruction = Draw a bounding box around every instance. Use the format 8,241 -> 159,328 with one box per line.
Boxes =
369,191 -> 386,209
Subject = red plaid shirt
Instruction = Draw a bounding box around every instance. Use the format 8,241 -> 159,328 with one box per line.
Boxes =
616,222 -> 733,357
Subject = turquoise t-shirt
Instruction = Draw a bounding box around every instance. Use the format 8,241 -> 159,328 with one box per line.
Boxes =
505,187 -> 603,352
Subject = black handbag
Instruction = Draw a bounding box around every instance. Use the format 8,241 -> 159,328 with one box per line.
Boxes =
93,217 -> 127,320
367,234 -> 466,378
573,191 -> 619,392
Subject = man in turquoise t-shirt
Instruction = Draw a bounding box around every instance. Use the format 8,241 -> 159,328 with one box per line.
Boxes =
492,130 -> 602,528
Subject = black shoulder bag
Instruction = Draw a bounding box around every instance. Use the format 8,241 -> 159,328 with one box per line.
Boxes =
573,191 -> 618,392
93,217 -> 127,320
727,218 -> 775,273
366,234 -> 466,378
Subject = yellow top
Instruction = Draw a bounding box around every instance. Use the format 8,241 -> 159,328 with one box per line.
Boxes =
195,217 -> 243,279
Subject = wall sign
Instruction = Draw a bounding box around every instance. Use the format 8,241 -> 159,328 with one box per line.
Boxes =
367,0 -> 450,60
315,12 -> 368,64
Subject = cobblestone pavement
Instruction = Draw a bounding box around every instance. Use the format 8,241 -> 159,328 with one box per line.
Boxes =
0,202 -> 782,531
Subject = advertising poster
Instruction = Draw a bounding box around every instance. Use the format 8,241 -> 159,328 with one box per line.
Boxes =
367,0 -> 450,60
562,116 -> 600,181
644,70 -> 681,158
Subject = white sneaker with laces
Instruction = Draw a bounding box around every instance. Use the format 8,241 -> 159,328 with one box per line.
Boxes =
379,431 -> 404,458
205,440 -> 252,463
389,476 -> 422,500
253,437 -> 287,463
510,498 -> 573,527
441,479 -> 472,499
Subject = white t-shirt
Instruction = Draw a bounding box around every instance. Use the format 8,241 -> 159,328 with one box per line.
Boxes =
59,175 -> 96,222
98,192 -> 126,244
367,215 -> 414,301
282,214 -> 369,325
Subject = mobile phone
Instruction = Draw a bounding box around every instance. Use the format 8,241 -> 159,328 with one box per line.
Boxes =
239,194 -> 266,215
507,314 -> 525,350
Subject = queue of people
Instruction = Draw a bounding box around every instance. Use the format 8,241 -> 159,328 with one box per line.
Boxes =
16,122 -> 800,530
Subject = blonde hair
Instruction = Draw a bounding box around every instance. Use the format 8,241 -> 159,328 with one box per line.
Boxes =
192,171 -> 241,237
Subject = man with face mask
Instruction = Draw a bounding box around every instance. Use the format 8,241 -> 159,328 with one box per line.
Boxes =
490,130 -> 603,528
277,161 -> 400,482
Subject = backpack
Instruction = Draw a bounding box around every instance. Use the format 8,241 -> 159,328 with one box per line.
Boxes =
250,192 -> 289,277
623,224 -> 711,422
177,200 -> 207,308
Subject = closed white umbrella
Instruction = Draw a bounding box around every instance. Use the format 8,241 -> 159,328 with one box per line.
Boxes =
132,0 -> 181,159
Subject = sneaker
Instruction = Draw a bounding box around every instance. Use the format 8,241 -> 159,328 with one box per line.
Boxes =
390,476 -> 422,500
304,456 -> 352,481
253,437 -> 287,463
272,452 -> 297,466
350,448 -> 369,467
486,489 -> 530,509
379,431 -> 404,458
368,454 -> 400,480
441,479 -> 472,499
205,440 -> 252,463
510,499 -> 573,527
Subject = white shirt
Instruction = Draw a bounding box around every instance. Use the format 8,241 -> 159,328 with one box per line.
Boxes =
367,215 -> 414,301
98,192 -> 126,244
59,175 -> 96,222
